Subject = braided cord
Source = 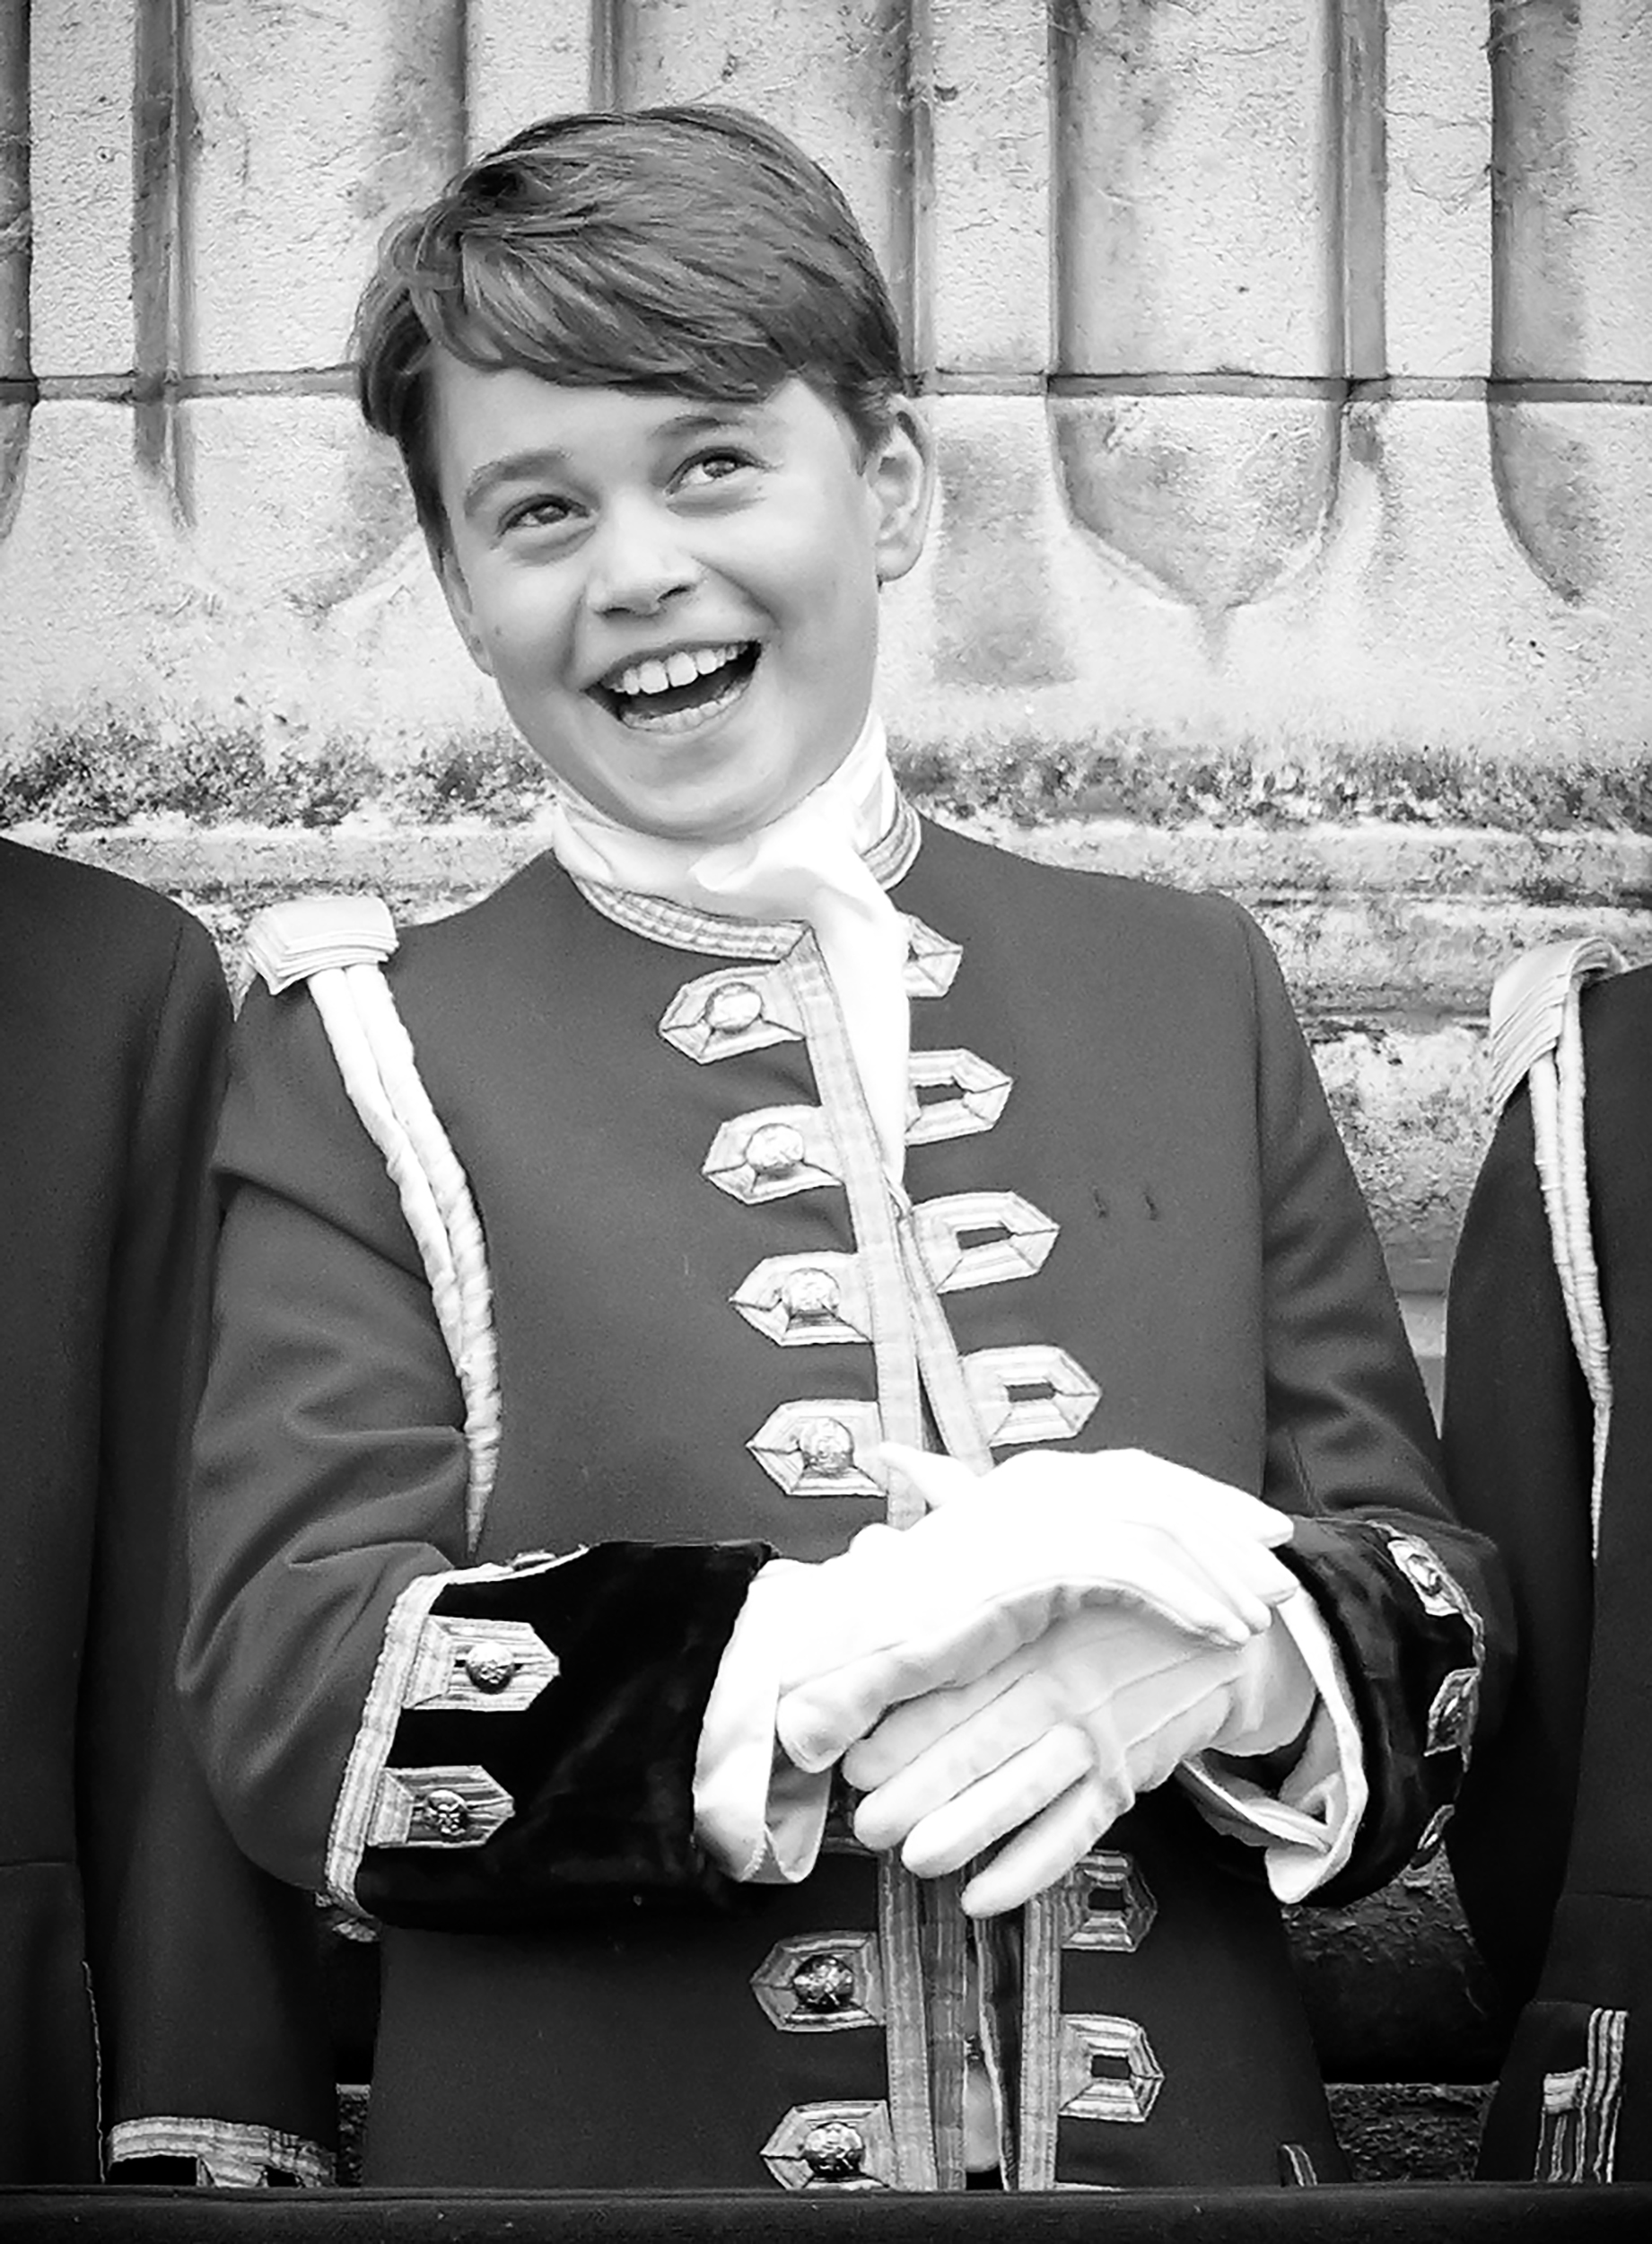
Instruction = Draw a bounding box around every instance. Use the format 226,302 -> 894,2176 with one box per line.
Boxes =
307,965 -> 501,1553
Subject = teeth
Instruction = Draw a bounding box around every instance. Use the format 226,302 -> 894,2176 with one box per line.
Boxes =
608,642 -> 742,698
614,662 -> 751,733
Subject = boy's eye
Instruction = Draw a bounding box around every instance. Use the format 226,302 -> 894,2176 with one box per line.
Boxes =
500,493 -> 577,534
677,449 -> 754,491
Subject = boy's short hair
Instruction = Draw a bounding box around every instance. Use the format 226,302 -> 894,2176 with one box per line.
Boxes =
355,105 -> 906,548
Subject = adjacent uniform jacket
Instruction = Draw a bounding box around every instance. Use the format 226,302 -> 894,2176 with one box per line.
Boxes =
184,812 -> 1507,2192
1447,958 -> 1652,2181
0,839 -> 335,2183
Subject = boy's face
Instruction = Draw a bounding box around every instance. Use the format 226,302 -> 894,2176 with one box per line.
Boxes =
428,358 -> 932,843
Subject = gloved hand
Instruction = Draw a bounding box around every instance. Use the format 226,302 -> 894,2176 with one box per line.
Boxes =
842,1591 -> 1318,1916
774,1444 -> 1299,1774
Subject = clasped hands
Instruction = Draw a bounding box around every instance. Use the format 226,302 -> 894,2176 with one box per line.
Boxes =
770,1446 -> 1316,1917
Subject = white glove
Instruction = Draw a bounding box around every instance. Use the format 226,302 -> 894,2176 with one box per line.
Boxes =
843,1592 -> 1318,1917
774,1445 -> 1298,1774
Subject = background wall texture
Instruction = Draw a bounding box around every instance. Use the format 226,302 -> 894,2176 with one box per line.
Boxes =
4,0 -> 1651,2181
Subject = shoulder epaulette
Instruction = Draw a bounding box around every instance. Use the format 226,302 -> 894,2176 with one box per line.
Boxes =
1485,935 -> 1625,1558
239,891 -> 499,1556
244,895 -> 398,995
1487,936 -> 1624,1115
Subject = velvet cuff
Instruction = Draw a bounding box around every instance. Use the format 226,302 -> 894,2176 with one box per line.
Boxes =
1278,1516 -> 1485,1905
353,1539 -> 769,1931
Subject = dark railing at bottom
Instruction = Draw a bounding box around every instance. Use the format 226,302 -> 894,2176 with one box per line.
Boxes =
4,2188 -> 1652,2242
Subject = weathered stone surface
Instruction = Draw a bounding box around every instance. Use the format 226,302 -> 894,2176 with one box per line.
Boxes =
1053,0 -> 1339,376
1289,1856 -> 1510,2088
1385,0 -> 1493,379
1492,0 -> 1652,382
183,0 -> 464,374
465,0 -> 593,150
927,0 -> 1049,372
1329,2083 -> 1491,2185
27,0 -> 135,374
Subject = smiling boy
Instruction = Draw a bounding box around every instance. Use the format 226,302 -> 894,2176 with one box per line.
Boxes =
181,107 -> 1507,2192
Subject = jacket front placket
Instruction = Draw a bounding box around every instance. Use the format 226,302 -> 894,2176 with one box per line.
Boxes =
578,827 -> 1122,2193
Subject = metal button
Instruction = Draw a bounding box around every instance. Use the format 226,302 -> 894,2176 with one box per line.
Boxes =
747,1122 -> 805,1178
798,1417 -> 855,1476
705,980 -> 764,1034
463,1640 -> 519,1694
782,1267 -> 840,1321
800,2119 -> 866,2180
790,1952 -> 855,2014
420,1787 -> 471,1839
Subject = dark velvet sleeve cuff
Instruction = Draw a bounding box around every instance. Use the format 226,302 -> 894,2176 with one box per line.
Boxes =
1280,1517 -> 1489,1905
337,1540 -> 769,1932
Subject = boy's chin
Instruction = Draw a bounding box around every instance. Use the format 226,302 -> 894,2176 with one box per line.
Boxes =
546,736 -> 845,846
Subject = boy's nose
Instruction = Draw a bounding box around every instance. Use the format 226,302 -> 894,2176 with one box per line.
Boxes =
585,501 -> 701,616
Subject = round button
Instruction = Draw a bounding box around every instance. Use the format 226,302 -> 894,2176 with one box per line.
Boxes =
421,1787 -> 471,1840
800,2119 -> 866,2181
704,980 -> 764,1034
782,1267 -> 840,1322
791,1951 -> 856,2014
463,1640 -> 519,1693
747,1122 -> 805,1178
799,1417 -> 856,1477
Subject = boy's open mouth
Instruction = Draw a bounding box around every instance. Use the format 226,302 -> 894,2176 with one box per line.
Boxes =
595,641 -> 760,734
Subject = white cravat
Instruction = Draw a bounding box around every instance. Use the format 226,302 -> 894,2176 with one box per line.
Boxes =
545,714 -> 912,1184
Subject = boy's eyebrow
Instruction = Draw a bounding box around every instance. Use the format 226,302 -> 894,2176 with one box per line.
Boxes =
460,408 -> 769,521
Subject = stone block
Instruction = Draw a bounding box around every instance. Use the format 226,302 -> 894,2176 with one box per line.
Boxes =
466,0 -> 595,152
28,0 -> 135,374
0,399 -> 492,759
925,0 -> 1050,373
1489,399 -> 1652,610
1384,0 -> 1493,378
885,392 -> 1652,769
182,0 -> 465,373
1051,393 -> 1341,612
1312,1021 -> 1490,1284
1053,0 -> 1340,375
1328,2083 -> 1490,2184
1492,0 -> 1652,381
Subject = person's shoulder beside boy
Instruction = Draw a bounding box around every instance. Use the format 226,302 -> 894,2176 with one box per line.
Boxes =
0,835 -> 226,1028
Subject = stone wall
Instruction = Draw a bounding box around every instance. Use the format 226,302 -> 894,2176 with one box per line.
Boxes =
4,0 -> 1651,2179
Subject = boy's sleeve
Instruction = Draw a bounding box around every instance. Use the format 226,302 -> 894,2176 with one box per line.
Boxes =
1230,907 -> 1514,1907
1441,1081 -> 1592,2006
75,916 -> 337,2181
179,982 -> 769,1933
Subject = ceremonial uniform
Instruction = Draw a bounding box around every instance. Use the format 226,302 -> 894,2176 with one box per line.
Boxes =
0,839 -> 334,2183
1447,943 -> 1652,2182
184,807 -> 1505,2191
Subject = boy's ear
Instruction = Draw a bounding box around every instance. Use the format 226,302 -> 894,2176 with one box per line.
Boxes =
868,399 -> 935,585
432,537 -> 495,679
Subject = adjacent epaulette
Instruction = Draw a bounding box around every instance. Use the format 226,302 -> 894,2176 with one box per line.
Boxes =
245,894 -> 398,994
1487,936 -> 1624,1115
1486,936 -> 1625,1558
240,894 -> 500,1556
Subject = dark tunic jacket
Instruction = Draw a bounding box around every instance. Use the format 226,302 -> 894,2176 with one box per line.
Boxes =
183,813 -> 1506,2192
0,838 -> 335,2183
1447,960 -> 1652,2182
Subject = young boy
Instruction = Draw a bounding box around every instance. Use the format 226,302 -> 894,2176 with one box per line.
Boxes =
180,106 -> 1507,2192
